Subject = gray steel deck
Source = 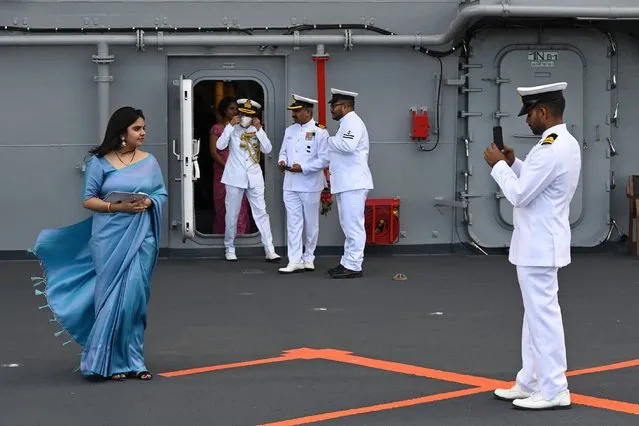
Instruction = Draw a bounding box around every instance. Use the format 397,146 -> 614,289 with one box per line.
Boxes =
1,252 -> 638,425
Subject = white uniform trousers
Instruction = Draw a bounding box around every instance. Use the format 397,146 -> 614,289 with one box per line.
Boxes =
283,190 -> 322,264
515,266 -> 568,400
335,189 -> 369,271
224,184 -> 276,255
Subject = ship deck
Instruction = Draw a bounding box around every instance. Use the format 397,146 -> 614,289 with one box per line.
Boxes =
2,251 -> 638,425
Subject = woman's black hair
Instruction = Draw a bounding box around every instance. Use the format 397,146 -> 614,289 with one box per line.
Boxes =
89,106 -> 145,157
217,97 -> 237,120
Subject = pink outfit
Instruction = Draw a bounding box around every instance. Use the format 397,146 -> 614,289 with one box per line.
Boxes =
211,124 -> 251,235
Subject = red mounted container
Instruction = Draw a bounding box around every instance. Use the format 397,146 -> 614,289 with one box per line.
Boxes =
364,198 -> 401,245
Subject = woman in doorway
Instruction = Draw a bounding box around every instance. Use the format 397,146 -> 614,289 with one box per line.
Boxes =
31,106 -> 168,381
210,97 -> 251,235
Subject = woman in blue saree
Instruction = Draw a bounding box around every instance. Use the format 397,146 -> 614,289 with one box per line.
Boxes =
32,106 -> 168,381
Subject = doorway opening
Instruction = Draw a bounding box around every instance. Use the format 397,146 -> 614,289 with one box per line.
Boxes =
192,79 -> 265,237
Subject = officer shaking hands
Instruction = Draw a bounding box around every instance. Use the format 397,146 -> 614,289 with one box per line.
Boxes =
278,94 -> 330,274
484,82 -> 581,411
325,88 -> 374,279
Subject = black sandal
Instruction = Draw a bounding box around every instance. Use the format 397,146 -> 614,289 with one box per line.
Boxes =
128,371 -> 153,380
109,373 -> 126,381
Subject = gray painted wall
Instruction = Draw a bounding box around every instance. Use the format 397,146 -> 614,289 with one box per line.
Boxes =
1,0 -> 637,255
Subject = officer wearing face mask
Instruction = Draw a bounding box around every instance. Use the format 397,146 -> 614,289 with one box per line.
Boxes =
216,98 -> 281,263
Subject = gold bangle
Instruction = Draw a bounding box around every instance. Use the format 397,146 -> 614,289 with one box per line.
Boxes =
107,202 -> 112,213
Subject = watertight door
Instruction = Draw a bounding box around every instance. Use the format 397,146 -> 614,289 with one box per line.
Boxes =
178,77 -> 200,242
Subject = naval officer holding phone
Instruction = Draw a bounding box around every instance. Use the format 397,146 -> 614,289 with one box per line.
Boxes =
484,82 -> 581,411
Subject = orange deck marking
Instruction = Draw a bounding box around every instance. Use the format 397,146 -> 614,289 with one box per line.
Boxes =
322,351 -> 507,388
158,347 -> 639,421
157,348 -> 351,378
158,354 -> 295,378
258,387 -> 493,426
567,358 -> 639,377
571,394 -> 639,416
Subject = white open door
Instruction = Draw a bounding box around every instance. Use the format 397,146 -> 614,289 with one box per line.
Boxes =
177,77 -> 200,242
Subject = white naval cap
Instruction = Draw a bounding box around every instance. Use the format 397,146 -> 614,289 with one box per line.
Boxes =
287,94 -> 318,110
237,98 -> 262,114
516,82 -> 567,116
328,88 -> 358,104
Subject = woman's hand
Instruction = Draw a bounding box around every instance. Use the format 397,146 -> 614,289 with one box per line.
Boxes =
111,199 -> 148,213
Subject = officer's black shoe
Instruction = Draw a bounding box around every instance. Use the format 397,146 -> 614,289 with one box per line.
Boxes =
327,264 -> 344,275
329,267 -> 363,279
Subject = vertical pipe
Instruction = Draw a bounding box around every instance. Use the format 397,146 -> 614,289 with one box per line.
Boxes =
312,44 -> 329,126
312,45 -> 331,208
93,41 -> 114,141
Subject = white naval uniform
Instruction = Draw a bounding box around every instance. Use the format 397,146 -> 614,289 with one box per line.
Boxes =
327,111 -> 374,271
278,119 -> 329,264
216,123 -> 277,255
490,123 -> 581,401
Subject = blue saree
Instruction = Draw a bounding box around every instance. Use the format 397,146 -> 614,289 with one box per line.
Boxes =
31,154 -> 168,378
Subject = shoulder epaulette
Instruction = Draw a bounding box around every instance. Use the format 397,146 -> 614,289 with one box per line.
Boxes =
316,123 -> 326,129
541,133 -> 558,145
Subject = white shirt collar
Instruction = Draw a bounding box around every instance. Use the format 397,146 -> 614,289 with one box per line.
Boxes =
339,111 -> 355,123
299,119 -> 316,129
541,123 -> 566,139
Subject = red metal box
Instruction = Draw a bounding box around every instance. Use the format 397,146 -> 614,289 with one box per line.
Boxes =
364,198 -> 400,245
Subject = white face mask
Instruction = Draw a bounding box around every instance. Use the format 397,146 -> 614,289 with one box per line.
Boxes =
240,116 -> 252,128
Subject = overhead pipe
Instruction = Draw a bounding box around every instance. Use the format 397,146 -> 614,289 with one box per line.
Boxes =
2,5 -> 639,48
0,34 -> 137,45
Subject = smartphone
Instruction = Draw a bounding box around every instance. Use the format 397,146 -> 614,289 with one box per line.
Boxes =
492,126 -> 504,151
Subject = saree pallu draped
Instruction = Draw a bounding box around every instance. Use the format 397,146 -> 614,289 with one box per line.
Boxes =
31,154 -> 168,377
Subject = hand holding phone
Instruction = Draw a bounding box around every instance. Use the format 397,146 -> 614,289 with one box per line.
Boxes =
493,126 -> 504,151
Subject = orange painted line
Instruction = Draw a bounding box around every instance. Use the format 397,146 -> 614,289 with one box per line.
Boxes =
157,348 -> 346,378
158,347 -> 639,419
319,351 -> 508,388
158,355 -> 294,378
567,359 -> 639,377
258,386 -> 493,426
572,393 -> 639,416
